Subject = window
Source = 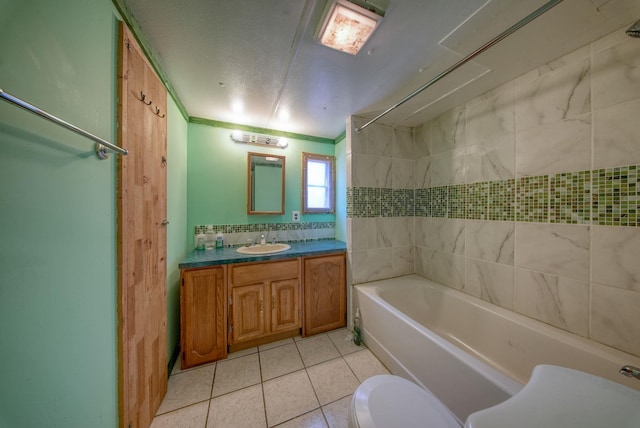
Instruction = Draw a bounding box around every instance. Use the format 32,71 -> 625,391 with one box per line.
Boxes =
302,152 -> 335,214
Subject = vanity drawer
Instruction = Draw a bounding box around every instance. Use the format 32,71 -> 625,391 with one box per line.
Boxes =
229,258 -> 299,286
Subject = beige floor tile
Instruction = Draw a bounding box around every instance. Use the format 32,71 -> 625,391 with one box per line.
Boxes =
157,365 -> 216,415
259,337 -> 295,351
322,396 -> 351,428
306,359 -> 360,406
296,335 -> 340,367
226,346 -> 258,360
326,329 -> 364,356
212,353 -> 261,397
263,370 -> 320,427
151,401 -> 209,428
343,349 -> 389,382
274,409 -> 328,428
207,384 -> 266,428
260,343 -> 304,381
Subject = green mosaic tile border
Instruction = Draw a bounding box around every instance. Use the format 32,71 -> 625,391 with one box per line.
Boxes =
489,179 -> 515,221
592,165 -> 639,226
551,171 -> 591,224
195,222 -> 335,235
346,165 -> 640,226
516,176 -> 549,222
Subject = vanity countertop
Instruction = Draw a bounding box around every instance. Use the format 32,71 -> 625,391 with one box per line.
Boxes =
179,239 -> 347,269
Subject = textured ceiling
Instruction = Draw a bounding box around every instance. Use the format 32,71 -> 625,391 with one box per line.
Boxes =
123,0 -> 640,139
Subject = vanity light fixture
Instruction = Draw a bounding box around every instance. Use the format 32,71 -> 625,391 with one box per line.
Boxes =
316,0 -> 384,55
230,130 -> 288,148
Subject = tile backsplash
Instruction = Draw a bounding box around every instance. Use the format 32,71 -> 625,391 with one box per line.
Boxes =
194,222 -> 335,247
346,25 -> 640,359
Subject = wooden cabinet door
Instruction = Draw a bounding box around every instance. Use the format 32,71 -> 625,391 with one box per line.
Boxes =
271,279 -> 300,333
231,284 -> 266,343
303,254 -> 346,336
181,267 -> 227,369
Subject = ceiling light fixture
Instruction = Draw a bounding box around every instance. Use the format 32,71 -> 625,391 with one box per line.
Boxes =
316,0 -> 383,55
230,130 -> 288,149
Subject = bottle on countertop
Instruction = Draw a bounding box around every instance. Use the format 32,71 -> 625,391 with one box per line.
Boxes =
216,232 -> 224,249
205,226 -> 215,250
353,308 -> 362,346
195,232 -> 205,250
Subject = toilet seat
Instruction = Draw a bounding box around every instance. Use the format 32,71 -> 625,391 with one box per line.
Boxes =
350,374 -> 461,428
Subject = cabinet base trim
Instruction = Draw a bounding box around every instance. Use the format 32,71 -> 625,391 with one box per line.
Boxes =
229,329 -> 299,353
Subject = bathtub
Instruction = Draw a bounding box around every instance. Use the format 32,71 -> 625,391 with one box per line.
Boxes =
354,274 -> 640,424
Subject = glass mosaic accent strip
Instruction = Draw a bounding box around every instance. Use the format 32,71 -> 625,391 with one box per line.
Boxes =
414,187 -> 429,217
516,176 -> 549,222
430,186 -> 448,218
550,171 -> 591,224
488,179 -> 515,221
349,187 -> 380,217
347,187 -> 354,218
467,182 -> 489,220
448,184 -> 467,219
592,165 -> 639,226
380,188 -> 393,217
195,222 -> 336,235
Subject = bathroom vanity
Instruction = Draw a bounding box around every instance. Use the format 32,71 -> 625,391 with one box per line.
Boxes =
178,240 -> 346,368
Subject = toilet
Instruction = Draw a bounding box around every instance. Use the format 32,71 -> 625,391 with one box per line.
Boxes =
349,374 -> 461,428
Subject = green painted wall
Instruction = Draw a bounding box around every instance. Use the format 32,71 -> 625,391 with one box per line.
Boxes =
187,122 -> 336,234
335,135 -> 347,242
166,97 -> 189,366
0,0 -> 119,426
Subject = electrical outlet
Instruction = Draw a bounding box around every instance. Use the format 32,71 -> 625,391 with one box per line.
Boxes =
292,211 -> 300,223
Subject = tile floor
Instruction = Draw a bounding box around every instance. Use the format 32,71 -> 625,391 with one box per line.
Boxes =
151,328 -> 390,428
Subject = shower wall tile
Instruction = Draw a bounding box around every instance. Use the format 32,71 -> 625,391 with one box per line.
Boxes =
465,220 -> 515,265
465,82 -> 515,146
368,218 -> 392,249
380,188 -> 393,218
465,133 -> 515,183
431,148 -> 466,187
392,158 -> 414,189
429,218 -> 465,255
365,122 -> 393,156
515,269 -> 589,337
515,114 -> 591,177
591,36 -> 640,111
430,186 -> 448,218
393,127 -> 414,159
517,45 -> 590,84
591,226 -> 640,292
447,184 -> 467,220
414,156 -> 431,189
430,251 -> 465,291
593,98 -> 640,169
431,107 -> 466,153
414,122 -> 431,157
515,58 -> 590,131
389,217 -> 414,247
515,223 -> 590,281
590,283 -> 640,357
414,246 -> 434,278
414,217 -> 430,248
393,246 -> 414,277
465,258 -> 514,309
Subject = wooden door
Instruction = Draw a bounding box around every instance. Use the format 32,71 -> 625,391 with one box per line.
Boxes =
181,267 -> 227,368
231,284 -> 265,343
117,23 -> 168,428
271,279 -> 300,333
303,254 -> 346,336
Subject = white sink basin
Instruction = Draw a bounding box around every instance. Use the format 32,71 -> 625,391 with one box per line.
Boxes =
466,365 -> 640,428
236,243 -> 291,255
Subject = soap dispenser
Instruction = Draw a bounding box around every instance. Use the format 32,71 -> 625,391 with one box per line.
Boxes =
205,226 -> 215,250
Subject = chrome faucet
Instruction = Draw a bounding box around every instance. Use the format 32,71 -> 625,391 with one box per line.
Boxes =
260,233 -> 266,245
619,365 -> 640,380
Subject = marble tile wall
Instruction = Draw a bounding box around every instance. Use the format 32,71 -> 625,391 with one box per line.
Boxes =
346,25 -> 640,359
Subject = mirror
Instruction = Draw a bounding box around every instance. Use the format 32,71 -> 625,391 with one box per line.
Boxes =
248,152 -> 285,214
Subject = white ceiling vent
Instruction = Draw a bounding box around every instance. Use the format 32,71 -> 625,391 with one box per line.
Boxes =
230,130 -> 288,148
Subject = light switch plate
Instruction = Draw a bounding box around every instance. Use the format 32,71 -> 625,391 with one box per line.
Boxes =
292,211 -> 300,223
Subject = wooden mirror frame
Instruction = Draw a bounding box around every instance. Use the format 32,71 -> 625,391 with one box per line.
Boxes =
247,152 -> 285,215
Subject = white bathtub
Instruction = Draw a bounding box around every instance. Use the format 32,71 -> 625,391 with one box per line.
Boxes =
354,274 -> 640,424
